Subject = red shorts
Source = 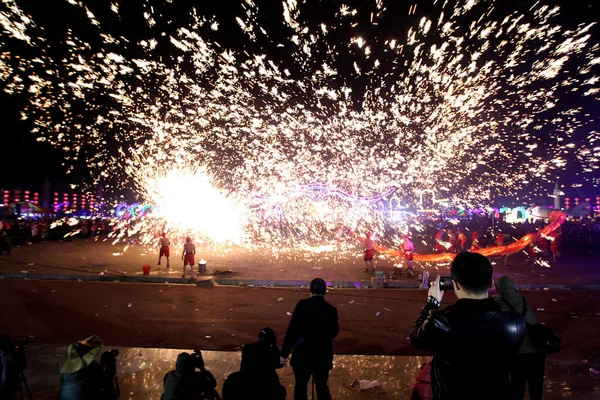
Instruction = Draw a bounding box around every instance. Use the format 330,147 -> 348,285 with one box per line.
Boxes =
405,252 -> 414,261
159,246 -> 170,257
184,253 -> 195,265
364,249 -> 374,261
550,243 -> 560,253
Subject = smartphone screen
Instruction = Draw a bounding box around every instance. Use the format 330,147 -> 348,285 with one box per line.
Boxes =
439,276 -> 454,291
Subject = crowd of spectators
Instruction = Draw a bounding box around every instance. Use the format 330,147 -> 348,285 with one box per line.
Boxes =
1,254 -> 559,400
0,218 -> 111,254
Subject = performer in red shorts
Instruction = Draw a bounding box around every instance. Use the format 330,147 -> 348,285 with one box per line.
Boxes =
448,229 -> 457,253
157,232 -> 171,268
399,234 -> 415,277
434,229 -> 445,252
363,232 -> 375,271
470,231 -> 481,251
181,237 -> 196,278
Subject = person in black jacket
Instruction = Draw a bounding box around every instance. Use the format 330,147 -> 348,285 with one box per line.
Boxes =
281,278 -> 339,400
495,276 -> 546,400
222,328 -> 285,400
410,252 -> 527,400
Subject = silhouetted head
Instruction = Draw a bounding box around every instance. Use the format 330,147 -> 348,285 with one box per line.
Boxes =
258,327 -> 276,346
310,278 -> 327,295
451,252 -> 493,298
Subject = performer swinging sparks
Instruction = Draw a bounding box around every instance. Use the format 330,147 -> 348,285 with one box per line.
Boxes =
399,233 -> 415,277
181,237 -> 196,279
157,232 -> 171,268
363,232 -> 375,271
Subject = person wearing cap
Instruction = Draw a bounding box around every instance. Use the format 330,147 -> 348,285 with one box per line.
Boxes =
281,278 -> 339,400
223,328 -> 286,400
495,276 -> 546,400
58,335 -> 117,400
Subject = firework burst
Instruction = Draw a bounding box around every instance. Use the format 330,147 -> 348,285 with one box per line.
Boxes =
1,0 -> 599,250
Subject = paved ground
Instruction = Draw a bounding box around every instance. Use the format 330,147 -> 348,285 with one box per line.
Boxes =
2,240 -> 600,398
15,344 -> 600,400
17,345 -> 431,399
1,238 -> 599,287
2,280 -> 600,399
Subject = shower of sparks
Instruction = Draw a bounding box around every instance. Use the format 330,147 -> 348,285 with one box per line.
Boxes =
1,0 -> 599,250
132,165 -> 249,244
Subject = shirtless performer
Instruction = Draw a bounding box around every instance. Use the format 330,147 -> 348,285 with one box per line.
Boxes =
399,233 -> 415,277
363,232 -> 375,271
181,237 -> 196,279
157,232 -> 171,268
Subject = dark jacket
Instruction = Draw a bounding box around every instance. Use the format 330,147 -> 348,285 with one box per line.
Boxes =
240,340 -> 283,381
281,295 -> 339,369
411,298 -> 526,400
495,276 -> 540,354
162,353 -> 217,400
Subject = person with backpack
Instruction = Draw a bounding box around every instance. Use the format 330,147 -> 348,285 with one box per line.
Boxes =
495,276 -> 546,400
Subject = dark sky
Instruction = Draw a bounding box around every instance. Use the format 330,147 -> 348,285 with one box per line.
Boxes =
1,0 -> 599,198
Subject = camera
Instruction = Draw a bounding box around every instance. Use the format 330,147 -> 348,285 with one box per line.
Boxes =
15,337 -> 29,350
100,348 -> 119,376
0,335 -> 30,397
439,276 -> 454,291
191,349 -> 205,370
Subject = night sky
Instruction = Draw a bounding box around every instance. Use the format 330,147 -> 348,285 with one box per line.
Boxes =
1,0 -> 599,201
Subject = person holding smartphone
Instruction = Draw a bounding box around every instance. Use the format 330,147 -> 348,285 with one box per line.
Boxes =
410,252 -> 527,400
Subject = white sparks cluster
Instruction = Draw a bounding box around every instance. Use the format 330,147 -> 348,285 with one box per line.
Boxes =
1,0 -> 599,249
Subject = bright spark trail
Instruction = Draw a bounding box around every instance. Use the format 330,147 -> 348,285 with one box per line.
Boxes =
0,0 -> 599,254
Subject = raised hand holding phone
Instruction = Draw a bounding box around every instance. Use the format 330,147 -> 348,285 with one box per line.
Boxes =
428,275 -> 445,303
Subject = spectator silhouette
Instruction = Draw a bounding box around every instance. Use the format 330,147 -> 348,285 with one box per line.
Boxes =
410,252 -> 527,400
0,231 -> 10,256
222,328 -> 286,400
58,335 -> 117,400
162,351 -> 219,400
495,276 -> 546,400
281,278 -> 339,400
